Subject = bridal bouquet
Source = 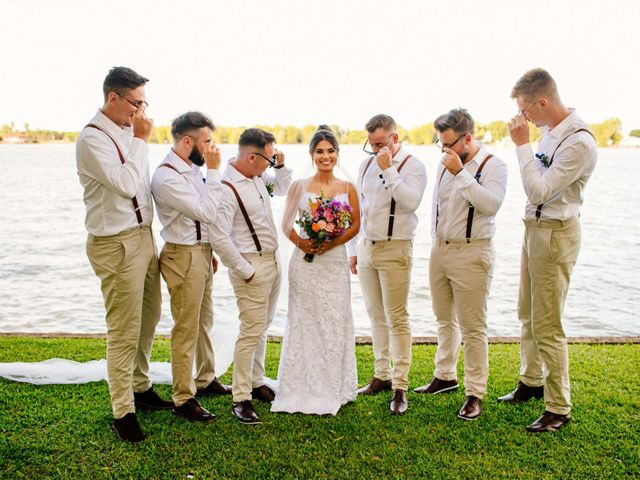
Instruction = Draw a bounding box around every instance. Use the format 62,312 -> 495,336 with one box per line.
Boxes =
296,192 -> 352,262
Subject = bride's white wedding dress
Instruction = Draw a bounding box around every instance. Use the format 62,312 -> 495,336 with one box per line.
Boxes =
270,192 -> 357,416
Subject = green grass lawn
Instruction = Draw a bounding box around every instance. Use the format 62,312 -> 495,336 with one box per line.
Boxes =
0,337 -> 638,479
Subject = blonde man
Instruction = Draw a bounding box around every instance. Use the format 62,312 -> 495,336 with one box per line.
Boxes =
500,68 -> 597,432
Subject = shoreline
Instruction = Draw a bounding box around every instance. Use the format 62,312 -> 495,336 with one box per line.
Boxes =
1,332 -> 638,344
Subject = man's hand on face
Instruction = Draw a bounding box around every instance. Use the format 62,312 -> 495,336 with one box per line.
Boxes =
204,142 -> 221,170
133,106 -> 153,142
508,114 -> 530,147
441,147 -> 464,175
274,149 -> 285,167
375,146 -> 393,170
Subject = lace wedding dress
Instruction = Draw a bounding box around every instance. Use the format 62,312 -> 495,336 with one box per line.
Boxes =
270,192 -> 357,416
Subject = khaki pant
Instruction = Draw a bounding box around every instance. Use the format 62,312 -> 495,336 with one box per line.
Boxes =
430,239 -> 494,399
229,253 -> 281,402
357,239 -> 413,391
86,226 -> 162,419
160,243 -> 216,407
518,217 -> 581,415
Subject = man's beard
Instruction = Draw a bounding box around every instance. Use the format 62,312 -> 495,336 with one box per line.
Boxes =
459,152 -> 469,164
189,144 -> 205,166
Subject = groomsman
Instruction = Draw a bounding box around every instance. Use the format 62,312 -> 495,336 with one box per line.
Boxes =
349,114 -> 427,415
413,109 -> 508,421
500,68 -> 597,432
76,67 -> 172,443
151,112 -> 231,423
210,128 -> 292,424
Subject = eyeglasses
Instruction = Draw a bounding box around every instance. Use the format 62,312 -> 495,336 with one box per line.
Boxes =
362,134 -> 394,155
186,135 -> 212,145
116,92 -> 149,110
251,152 -> 277,167
435,133 -> 465,150
519,98 -> 540,116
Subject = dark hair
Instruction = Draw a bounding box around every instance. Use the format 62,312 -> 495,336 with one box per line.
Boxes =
365,114 -> 396,133
238,128 -> 276,149
102,67 -> 149,101
434,108 -> 475,136
171,111 -> 215,141
511,68 -> 559,101
317,124 -> 332,132
309,127 -> 339,154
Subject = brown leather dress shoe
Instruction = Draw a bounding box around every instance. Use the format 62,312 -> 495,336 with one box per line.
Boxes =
526,411 -> 571,432
233,400 -> 261,424
112,412 -> 146,443
413,377 -> 459,394
172,398 -> 216,422
357,377 -> 392,395
196,378 -> 232,397
458,396 -> 482,421
134,387 -> 175,410
497,381 -> 544,403
390,390 -> 408,415
251,385 -> 276,403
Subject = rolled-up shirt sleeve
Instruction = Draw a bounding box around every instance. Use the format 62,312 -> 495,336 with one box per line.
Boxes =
454,161 -> 508,217
81,133 -> 147,198
262,165 -> 293,196
516,141 -> 590,205
380,160 -> 427,211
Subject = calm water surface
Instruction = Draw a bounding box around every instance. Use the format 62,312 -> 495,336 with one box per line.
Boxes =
0,143 -> 638,337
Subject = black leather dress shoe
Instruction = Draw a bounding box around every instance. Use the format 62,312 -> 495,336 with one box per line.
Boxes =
134,387 -> 175,410
357,377 -> 392,395
458,396 -> 482,420
390,390 -> 408,415
497,381 -> 544,403
233,400 -> 261,424
251,385 -> 275,403
526,411 -> 571,432
172,398 -> 216,422
112,412 -> 146,442
196,378 -> 232,397
413,377 -> 459,394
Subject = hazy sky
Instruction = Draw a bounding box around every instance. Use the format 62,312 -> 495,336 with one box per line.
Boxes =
2,0 -> 639,132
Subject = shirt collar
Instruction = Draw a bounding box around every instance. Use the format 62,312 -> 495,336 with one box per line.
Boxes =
547,108 -> 577,139
90,109 -> 133,141
467,144 -> 488,166
224,164 -> 252,183
392,146 -> 410,163
166,149 -> 194,174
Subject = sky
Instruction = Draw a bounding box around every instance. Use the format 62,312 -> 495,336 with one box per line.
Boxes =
2,0 -> 639,133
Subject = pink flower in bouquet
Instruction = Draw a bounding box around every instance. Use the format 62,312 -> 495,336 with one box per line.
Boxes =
324,209 -> 334,222
317,219 -> 327,230
326,223 -> 335,233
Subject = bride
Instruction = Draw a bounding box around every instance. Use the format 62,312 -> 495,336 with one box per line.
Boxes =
271,127 -> 360,416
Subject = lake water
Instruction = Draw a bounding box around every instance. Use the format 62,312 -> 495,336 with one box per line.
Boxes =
0,143 -> 638,337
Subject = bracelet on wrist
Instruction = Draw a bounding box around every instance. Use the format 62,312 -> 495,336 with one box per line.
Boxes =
274,164 -> 284,169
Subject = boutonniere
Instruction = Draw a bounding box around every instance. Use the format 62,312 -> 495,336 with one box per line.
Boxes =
535,153 -> 551,168
265,182 -> 275,197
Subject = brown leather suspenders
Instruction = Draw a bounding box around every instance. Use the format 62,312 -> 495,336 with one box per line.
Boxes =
221,180 -> 262,254
360,154 -> 413,241
85,123 -> 143,225
535,128 -> 595,219
436,154 -> 494,242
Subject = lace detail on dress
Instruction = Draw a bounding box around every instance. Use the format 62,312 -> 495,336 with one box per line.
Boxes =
271,192 -> 357,415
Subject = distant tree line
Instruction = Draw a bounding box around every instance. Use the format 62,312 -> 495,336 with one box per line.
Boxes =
0,118 -> 632,147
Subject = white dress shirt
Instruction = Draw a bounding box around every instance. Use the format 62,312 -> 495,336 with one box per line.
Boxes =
76,110 -> 153,236
151,149 -> 222,245
516,109 -> 598,220
431,146 -> 508,241
210,163 -> 293,279
347,146 -> 427,256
